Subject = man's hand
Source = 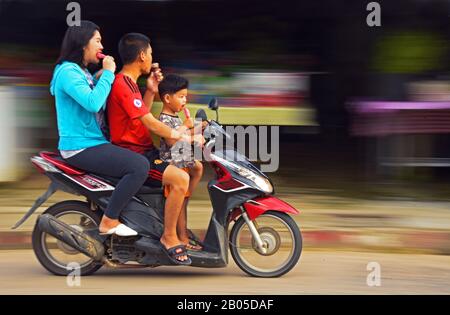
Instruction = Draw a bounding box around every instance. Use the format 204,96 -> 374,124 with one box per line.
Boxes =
192,134 -> 205,146
146,63 -> 163,94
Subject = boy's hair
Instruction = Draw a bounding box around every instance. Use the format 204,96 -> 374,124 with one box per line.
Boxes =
118,33 -> 150,65
158,74 -> 189,100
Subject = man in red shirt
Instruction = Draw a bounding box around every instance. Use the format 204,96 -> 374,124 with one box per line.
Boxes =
107,33 -> 199,265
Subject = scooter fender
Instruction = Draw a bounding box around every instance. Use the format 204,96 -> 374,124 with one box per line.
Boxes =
243,196 -> 300,221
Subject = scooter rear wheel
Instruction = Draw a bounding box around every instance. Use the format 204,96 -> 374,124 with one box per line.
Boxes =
229,211 -> 302,277
32,201 -> 103,276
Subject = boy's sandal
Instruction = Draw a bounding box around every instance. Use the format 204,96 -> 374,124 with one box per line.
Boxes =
161,244 -> 192,266
186,239 -> 202,251
187,229 -> 204,248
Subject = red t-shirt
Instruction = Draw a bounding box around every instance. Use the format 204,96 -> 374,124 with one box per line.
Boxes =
107,73 -> 153,154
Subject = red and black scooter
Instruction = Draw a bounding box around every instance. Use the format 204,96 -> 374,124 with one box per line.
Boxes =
12,99 -> 302,277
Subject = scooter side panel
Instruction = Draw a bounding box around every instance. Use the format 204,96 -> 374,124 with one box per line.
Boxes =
243,196 -> 300,220
202,180 -> 261,261
120,198 -> 164,240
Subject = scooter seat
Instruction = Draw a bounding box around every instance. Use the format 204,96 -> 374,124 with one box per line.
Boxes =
94,174 -> 164,195
39,151 -> 85,175
138,186 -> 164,194
39,151 -> 163,195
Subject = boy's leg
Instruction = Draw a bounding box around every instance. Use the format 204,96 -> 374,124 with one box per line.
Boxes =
161,165 -> 190,257
144,149 -> 191,262
177,198 -> 189,246
188,161 -> 204,195
177,161 -> 203,248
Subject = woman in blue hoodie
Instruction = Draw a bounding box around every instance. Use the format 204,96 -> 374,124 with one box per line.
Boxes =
50,21 -> 149,236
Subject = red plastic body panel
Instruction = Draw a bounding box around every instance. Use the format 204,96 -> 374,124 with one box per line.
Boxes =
39,151 -> 85,175
243,196 -> 300,220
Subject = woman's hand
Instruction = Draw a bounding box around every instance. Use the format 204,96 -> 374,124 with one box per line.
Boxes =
102,56 -> 116,73
94,69 -> 104,80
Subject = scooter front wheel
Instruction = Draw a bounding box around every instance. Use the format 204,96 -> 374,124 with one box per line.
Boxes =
229,211 -> 302,277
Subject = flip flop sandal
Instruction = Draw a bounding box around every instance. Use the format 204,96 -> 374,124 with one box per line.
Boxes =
161,244 -> 192,266
187,229 -> 204,248
187,239 -> 203,251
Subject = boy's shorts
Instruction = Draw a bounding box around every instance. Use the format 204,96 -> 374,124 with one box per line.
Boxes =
142,149 -> 191,198
143,149 -> 170,188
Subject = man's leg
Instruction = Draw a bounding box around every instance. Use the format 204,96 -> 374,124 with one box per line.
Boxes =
161,165 -> 190,261
177,161 -> 203,248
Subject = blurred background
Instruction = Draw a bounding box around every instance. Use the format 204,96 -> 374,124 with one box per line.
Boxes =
1,0 -> 450,258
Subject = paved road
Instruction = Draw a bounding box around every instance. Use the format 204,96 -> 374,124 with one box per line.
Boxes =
1,249 -> 449,294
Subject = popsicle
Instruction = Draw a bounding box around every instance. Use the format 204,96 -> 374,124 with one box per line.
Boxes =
183,107 -> 191,119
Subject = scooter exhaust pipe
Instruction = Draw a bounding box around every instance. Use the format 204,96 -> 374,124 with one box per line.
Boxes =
37,214 -> 105,261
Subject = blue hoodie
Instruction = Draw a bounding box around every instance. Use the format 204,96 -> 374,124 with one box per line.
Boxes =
50,61 -> 114,150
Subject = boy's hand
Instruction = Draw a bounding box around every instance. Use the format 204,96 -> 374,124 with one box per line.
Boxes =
146,63 -> 163,94
184,117 -> 194,129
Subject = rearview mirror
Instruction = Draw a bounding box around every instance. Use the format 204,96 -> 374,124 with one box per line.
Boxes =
208,98 -> 219,111
195,109 -> 208,121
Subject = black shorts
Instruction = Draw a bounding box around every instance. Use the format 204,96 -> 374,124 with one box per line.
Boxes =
142,149 -> 170,187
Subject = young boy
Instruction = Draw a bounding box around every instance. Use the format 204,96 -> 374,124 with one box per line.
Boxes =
158,74 -> 204,250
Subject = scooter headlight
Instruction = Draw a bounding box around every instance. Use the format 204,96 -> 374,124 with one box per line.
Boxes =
234,167 -> 273,194
212,155 -> 273,194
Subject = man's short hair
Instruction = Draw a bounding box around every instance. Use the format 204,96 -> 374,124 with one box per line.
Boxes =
118,33 -> 151,65
158,74 -> 189,99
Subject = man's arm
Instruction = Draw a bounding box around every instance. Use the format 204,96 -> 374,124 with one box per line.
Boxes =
163,125 -> 188,147
139,113 -> 205,147
139,113 -> 189,142
177,122 -> 191,136
143,89 -> 155,112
